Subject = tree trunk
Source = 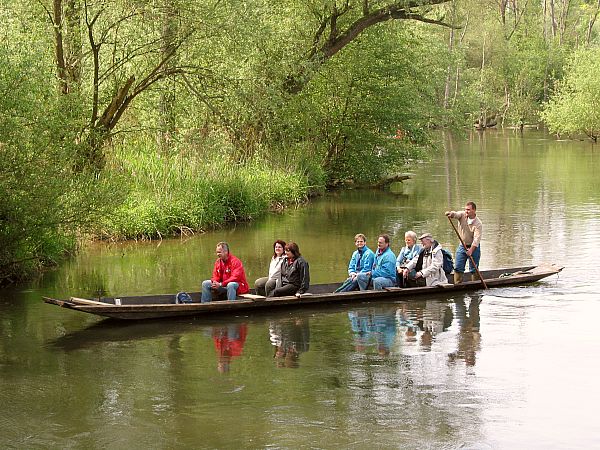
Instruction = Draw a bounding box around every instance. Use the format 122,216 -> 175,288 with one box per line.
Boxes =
284,0 -> 453,94
157,0 -> 179,154
586,0 -> 600,45
443,26 -> 455,109
52,0 -> 69,94
64,0 -> 82,87
549,0 -> 558,38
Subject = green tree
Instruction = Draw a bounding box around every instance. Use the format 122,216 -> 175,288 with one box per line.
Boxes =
0,43 -> 120,283
541,47 -> 600,141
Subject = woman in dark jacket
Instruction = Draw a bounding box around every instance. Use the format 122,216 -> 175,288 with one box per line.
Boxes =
266,242 -> 310,298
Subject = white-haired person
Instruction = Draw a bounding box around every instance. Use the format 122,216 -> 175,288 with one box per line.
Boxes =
395,230 -> 422,288
401,233 -> 448,287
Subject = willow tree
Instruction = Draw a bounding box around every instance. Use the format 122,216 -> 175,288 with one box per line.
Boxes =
41,0 -> 191,171
284,0 -> 455,94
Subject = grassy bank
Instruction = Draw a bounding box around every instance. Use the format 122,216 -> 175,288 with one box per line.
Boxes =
96,146 -> 322,240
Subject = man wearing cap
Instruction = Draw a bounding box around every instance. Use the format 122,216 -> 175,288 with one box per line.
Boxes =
445,201 -> 482,284
401,233 -> 448,287
357,234 -> 397,290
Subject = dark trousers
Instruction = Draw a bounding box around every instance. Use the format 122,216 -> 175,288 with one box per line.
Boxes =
268,283 -> 299,297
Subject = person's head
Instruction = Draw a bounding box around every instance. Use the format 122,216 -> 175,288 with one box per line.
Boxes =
418,233 -> 434,249
377,234 -> 390,251
284,242 -> 301,258
404,230 -> 418,247
273,240 -> 286,257
465,201 -> 477,219
354,233 -> 367,249
216,242 -> 230,261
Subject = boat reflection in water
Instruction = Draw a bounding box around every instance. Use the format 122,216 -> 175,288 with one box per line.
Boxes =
347,298 -> 482,359
269,317 -> 310,368
448,294 -> 481,366
212,323 -> 248,373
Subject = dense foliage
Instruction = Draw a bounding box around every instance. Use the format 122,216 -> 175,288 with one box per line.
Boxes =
0,0 -> 599,282
541,48 -> 600,141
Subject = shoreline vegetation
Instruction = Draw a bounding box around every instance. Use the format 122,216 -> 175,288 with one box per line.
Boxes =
1,0 -> 599,284
97,145 -> 321,241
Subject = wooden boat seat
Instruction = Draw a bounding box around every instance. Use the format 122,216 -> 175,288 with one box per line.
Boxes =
239,293 -> 266,301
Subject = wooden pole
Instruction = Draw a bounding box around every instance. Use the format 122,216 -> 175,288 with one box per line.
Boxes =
447,215 -> 488,289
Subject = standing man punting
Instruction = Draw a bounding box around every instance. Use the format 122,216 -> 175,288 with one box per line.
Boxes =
445,201 -> 483,284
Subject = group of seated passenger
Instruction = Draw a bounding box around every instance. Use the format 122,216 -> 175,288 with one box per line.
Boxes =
200,240 -> 309,302
199,231 -> 448,303
337,231 -> 449,292
199,202 -> 482,301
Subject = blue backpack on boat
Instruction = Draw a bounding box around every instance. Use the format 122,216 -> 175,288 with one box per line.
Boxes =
175,292 -> 193,304
441,248 -> 454,275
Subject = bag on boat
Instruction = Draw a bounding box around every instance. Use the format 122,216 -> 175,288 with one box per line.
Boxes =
441,249 -> 454,275
175,292 -> 193,304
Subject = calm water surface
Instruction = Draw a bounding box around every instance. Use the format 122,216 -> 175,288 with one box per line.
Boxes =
1,130 -> 600,448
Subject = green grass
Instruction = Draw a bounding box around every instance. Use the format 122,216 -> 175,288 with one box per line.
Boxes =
99,146 -> 314,240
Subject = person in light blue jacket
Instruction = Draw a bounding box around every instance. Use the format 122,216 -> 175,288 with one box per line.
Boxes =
395,230 -> 422,288
336,234 -> 376,292
357,234 -> 397,290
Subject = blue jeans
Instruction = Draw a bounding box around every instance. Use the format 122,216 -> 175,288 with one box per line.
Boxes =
201,280 -> 239,302
357,273 -> 371,291
338,277 -> 359,292
373,277 -> 395,290
357,273 -> 395,290
454,244 -> 481,273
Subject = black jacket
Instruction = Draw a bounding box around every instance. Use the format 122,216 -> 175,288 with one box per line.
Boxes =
280,256 -> 310,294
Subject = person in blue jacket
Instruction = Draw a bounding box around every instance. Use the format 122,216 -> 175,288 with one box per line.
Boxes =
357,234 -> 397,290
395,230 -> 422,288
336,233 -> 376,292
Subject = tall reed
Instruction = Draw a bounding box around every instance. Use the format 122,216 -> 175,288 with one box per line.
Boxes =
99,146 -> 312,240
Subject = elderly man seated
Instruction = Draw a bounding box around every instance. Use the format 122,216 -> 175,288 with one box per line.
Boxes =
401,233 -> 448,287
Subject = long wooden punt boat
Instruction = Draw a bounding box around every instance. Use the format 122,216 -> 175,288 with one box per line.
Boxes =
43,264 -> 562,320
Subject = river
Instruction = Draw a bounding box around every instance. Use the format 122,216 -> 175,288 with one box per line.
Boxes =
1,130 -> 599,448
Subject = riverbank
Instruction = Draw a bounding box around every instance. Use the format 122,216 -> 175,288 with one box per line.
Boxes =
94,146 -> 326,240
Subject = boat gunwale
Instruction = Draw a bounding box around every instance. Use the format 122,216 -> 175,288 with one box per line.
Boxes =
42,264 -> 562,319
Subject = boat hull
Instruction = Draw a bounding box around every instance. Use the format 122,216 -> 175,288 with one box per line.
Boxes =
43,264 -> 562,320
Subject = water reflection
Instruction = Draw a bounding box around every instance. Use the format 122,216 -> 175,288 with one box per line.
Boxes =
212,323 -> 248,373
348,301 -> 455,356
448,294 -> 481,366
348,308 -> 397,356
269,317 -> 310,368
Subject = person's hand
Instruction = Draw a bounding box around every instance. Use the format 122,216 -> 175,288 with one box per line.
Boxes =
295,293 -> 301,298
402,268 -> 408,278
445,211 -> 452,217
415,271 -> 423,279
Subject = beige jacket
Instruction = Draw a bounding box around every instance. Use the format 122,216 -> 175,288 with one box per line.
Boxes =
450,211 -> 482,247
405,243 -> 448,286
